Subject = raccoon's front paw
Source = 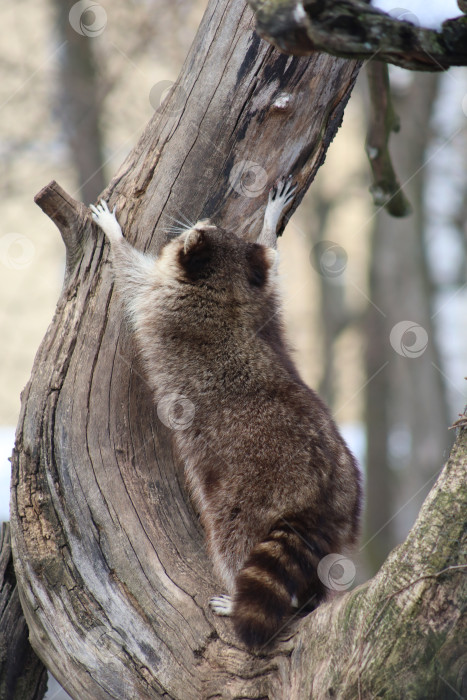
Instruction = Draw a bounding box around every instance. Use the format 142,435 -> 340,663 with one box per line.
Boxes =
269,176 -> 296,207
209,594 -> 233,617
264,176 -> 297,232
90,200 -> 123,243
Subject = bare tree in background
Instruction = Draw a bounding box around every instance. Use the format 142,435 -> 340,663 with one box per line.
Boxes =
299,72 -> 455,576
365,72 -> 453,571
53,0 -> 107,204
309,185 -> 360,410
51,0 -> 194,204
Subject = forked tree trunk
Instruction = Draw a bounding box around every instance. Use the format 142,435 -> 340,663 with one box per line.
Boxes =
8,0 -> 466,698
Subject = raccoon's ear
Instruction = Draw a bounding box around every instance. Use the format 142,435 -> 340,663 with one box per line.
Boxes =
246,243 -> 277,288
178,228 -> 213,281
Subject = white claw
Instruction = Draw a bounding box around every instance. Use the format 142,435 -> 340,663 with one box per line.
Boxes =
263,176 -> 296,232
209,594 -> 233,617
90,199 -> 123,243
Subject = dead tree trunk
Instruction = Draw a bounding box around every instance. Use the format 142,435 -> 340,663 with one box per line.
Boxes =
9,0 -> 466,698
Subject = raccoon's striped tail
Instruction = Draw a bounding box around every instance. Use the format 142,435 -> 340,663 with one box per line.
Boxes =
232,517 -> 331,650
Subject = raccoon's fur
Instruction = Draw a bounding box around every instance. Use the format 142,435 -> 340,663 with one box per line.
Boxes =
91,185 -> 362,650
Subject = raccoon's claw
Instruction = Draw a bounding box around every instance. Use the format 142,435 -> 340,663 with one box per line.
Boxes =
262,176 -> 297,237
269,176 -> 297,207
90,200 -> 123,242
209,594 -> 233,616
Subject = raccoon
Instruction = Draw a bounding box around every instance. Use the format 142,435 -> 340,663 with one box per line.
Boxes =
90,178 -> 362,650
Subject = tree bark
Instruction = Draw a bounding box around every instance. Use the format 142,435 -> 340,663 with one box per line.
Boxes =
0,523 -> 48,700
8,0 -> 465,698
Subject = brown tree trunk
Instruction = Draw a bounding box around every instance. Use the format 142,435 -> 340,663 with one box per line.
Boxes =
8,0 -> 465,698
0,523 -> 48,700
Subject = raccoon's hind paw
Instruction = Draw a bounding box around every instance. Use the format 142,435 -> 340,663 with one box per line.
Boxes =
90,200 -> 123,243
209,594 -> 233,616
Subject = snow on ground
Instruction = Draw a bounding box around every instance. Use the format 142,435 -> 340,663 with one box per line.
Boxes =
0,427 -> 14,521
372,0 -> 461,29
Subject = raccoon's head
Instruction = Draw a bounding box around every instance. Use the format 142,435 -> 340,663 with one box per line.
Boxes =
156,219 -> 278,307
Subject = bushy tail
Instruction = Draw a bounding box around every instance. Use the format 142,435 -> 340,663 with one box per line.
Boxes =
232,517 -> 331,650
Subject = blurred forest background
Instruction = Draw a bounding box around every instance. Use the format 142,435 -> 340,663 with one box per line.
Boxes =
1,1 -> 466,696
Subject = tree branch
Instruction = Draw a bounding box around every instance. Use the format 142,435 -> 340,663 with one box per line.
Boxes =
365,62 -> 412,217
34,180 -> 91,283
247,0 -> 467,71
